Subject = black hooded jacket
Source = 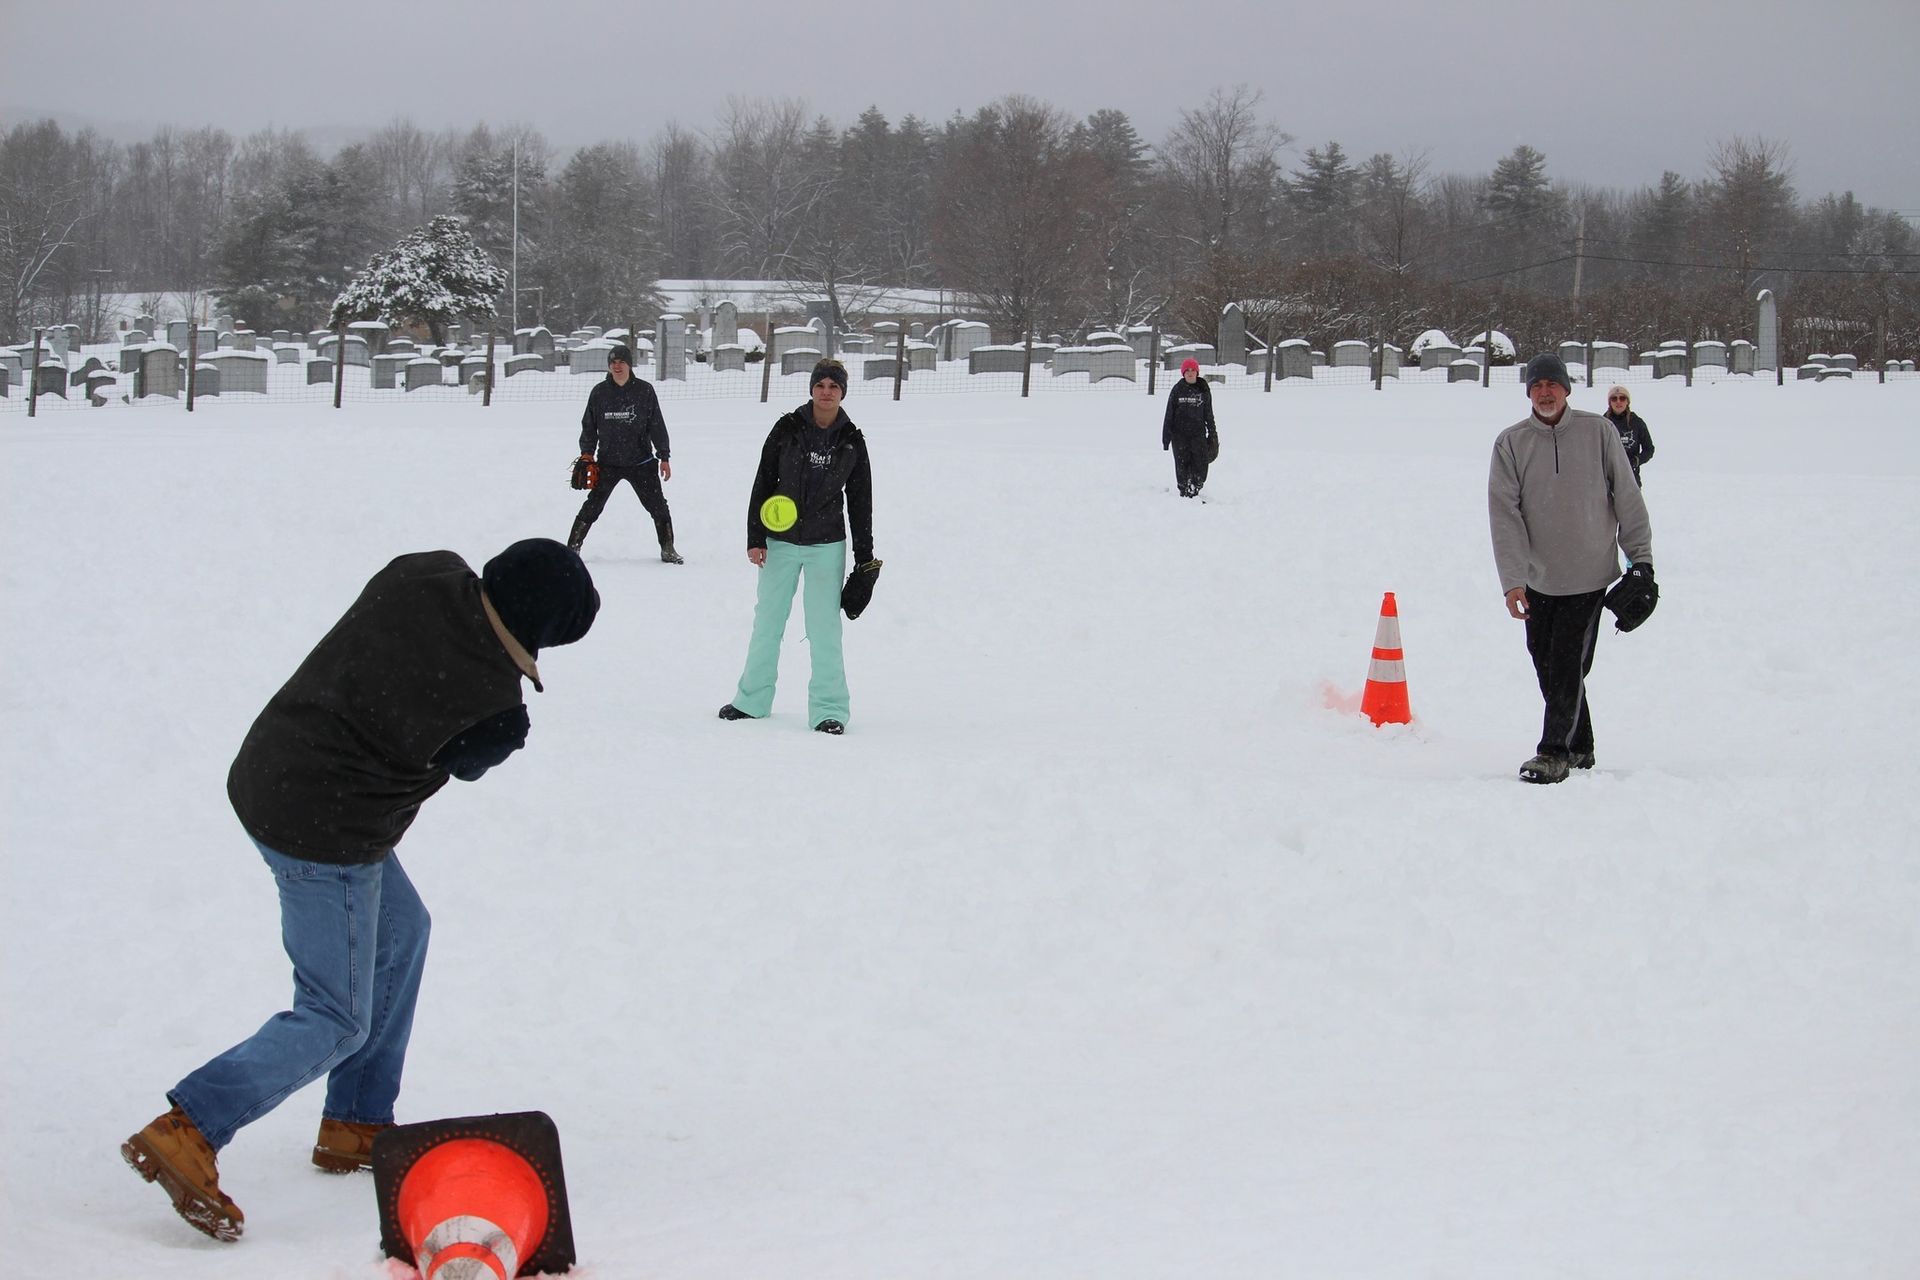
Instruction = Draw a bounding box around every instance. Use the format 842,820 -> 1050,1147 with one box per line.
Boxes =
1162,377 -> 1216,447
1604,408 -> 1655,482
580,373 -> 671,466
227,547 -> 594,865
747,404 -> 874,563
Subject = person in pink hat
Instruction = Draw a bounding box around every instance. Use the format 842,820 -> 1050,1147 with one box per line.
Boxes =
1160,357 -> 1218,497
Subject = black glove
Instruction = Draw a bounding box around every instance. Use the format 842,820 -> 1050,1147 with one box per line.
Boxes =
1207,430 -> 1221,463
1603,563 -> 1658,633
432,705 -> 531,781
841,559 -> 883,620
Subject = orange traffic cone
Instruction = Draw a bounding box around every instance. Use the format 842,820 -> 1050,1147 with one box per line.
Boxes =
1359,592 -> 1412,726
376,1112 -> 575,1279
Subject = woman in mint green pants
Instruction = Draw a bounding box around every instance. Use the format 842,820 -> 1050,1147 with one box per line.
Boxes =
719,359 -> 875,734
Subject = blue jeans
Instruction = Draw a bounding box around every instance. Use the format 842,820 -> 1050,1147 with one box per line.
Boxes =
169,840 -> 431,1150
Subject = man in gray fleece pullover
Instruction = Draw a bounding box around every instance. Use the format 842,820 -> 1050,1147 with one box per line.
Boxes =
1489,354 -> 1653,784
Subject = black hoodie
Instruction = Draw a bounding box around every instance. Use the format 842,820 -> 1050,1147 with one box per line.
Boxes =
579,373 -> 671,466
747,404 -> 874,563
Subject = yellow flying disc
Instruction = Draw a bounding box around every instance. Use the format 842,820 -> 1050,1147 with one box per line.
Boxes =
760,494 -> 798,532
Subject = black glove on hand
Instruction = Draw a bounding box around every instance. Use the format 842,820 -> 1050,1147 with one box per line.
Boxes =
1604,562 -> 1658,633
842,559 -> 883,620
432,705 -> 531,781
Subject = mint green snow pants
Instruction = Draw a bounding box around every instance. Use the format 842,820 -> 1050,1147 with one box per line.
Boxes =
731,539 -> 848,727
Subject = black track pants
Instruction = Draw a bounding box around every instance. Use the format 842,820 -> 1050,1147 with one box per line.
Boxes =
1171,435 -> 1211,496
574,462 -> 674,547
1523,586 -> 1606,758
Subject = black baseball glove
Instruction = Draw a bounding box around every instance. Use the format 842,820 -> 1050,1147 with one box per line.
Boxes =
1604,563 -> 1658,632
842,559 -> 883,620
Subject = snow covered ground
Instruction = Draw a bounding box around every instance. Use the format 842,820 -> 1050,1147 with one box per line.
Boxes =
3,376 -> 1918,1278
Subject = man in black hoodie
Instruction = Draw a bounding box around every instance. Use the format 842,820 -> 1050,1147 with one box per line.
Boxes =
123,539 -> 598,1243
568,342 -> 683,563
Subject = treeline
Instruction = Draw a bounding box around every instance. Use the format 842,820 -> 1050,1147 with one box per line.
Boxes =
3,87 -> 1915,358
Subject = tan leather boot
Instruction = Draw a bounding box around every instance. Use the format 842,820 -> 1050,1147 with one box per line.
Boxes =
311,1117 -> 393,1173
122,1106 -> 244,1241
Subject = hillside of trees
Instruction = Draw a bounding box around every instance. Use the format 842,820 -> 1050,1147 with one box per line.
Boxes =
4,87 -> 1914,360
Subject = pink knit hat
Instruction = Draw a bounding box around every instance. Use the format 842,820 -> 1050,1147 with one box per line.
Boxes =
1180,358 -> 1200,375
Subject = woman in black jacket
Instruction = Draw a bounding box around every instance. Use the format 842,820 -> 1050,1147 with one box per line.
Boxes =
1604,384 -> 1655,485
1162,357 -> 1218,497
717,359 -> 875,734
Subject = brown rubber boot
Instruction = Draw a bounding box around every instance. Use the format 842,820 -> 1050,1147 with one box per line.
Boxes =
311,1117 -> 393,1173
121,1105 -> 244,1242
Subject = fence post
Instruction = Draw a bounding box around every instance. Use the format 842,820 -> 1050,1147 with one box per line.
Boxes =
1481,315 -> 1493,388
332,322 -> 346,409
1877,314 -> 1887,384
186,321 -> 198,412
1684,324 -> 1694,387
1586,338 -> 1595,388
1020,327 -> 1033,399
892,323 -> 905,402
1147,325 -> 1159,397
27,327 -> 42,418
1373,322 -> 1383,392
483,326 -> 496,407
759,313 -> 773,404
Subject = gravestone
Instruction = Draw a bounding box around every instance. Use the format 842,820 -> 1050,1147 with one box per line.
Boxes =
405,358 -> 443,391
121,344 -> 144,377
1795,363 -> 1824,380
306,358 -> 335,386
1693,340 -> 1727,369
711,344 -> 746,373
781,347 -> 823,375
1244,349 -> 1270,377
968,346 -> 1027,374
513,325 -> 549,356
840,335 -> 872,353
504,354 -> 544,378
1163,343 -> 1214,370
46,329 -> 71,362
385,338 -> 418,354
907,342 -> 936,372
1590,342 -> 1629,371
318,335 -> 370,367
1447,359 -> 1481,383
168,320 -> 192,348
191,363 -> 220,397
136,314 -> 157,335
274,343 -> 301,365
230,329 -> 257,352
804,301 -> 837,355
1828,353 -> 1858,372
347,320 -> 388,354
308,330 -> 332,349
88,372 -> 117,406
1419,343 -> 1462,371
1127,327 -> 1155,360
1379,344 -> 1403,378
1730,340 -> 1755,374
1027,343 -> 1057,366
124,330 -> 149,345
1558,341 -> 1587,369
271,329 -> 291,346
1330,340 -> 1369,368
1216,304 -> 1247,366
34,362 -> 67,398
206,350 -> 270,394
1277,339 -> 1313,380
770,325 -> 813,362
67,356 -> 104,387
371,354 -> 408,390
214,313 -> 234,335
656,314 -> 688,381
863,357 -> 902,381
949,320 -> 991,361
1755,290 -> 1778,371
908,322 -> 925,341
139,346 -> 183,398
871,321 -> 901,353
713,301 -> 739,348
1088,346 -> 1135,383
573,342 -> 613,374
1050,346 -> 1094,376
1650,350 -> 1687,379
459,355 -> 493,387
194,327 -> 217,354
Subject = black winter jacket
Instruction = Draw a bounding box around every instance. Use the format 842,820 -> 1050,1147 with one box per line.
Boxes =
580,374 -> 671,466
747,404 -> 874,563
227,552 -> 533,865
1604,408 -> 1655,483
1162,378 -> 1216,448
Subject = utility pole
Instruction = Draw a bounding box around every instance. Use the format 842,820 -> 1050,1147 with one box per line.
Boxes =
1570,211 -> 1586,303
511,138 -> 519,336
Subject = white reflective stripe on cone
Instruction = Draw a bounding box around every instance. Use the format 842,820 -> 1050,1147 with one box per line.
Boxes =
1372,617 -> 1402,648
1368,658 -> 1407,682
420,1214 -> 519,1280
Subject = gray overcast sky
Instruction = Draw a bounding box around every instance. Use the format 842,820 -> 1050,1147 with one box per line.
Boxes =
6,0 -> 1917,215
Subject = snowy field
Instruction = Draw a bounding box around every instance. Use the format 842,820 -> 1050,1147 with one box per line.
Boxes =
3,376 -> 1918,1279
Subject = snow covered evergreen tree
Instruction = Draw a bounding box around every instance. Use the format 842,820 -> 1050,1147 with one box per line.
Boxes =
329,214 -> 505,342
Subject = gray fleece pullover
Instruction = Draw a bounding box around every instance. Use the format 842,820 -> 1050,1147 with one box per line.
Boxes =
1489,406 -> 1653,596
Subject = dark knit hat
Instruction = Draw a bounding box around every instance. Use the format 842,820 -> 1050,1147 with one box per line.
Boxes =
607,343 -> 633,366
482,538 -> 599,660
810,359 -> 848,393
1522,353 -> 1572,394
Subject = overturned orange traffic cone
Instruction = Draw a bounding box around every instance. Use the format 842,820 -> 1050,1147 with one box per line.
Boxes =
1359,592 -> 1412,726
375,1112 -> 575,1278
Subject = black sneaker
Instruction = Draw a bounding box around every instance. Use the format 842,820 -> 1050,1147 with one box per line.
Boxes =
717,704 -> 756,721
1518,753 -> 1570,784
814,719 -> 845,735
660,545 -> 684,565
1569,751 -> 1595,770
